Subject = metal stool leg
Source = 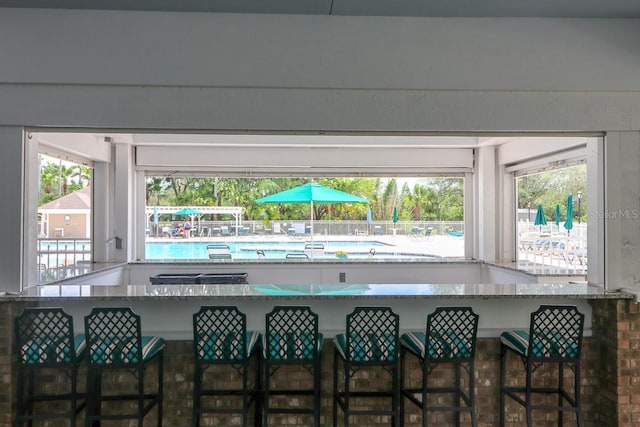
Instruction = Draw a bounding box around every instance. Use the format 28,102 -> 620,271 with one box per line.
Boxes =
499,345 -> 507,427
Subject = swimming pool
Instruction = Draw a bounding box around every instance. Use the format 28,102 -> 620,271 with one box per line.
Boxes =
145,240 -> 436,260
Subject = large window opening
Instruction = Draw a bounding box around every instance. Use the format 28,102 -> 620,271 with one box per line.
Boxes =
23,131 -> 603,288
515,164 -> 587,272
143,176 -> 465,261
36,153 -> 93,282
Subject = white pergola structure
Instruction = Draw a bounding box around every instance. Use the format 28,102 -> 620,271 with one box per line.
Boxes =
145,206 -> 243,235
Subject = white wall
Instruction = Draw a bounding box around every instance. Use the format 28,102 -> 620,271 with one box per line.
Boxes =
1,11 -> 638,91
1,9 -> 640,290
604,132 -> 640,289
55,297 -> 592,340
0,11 -> 639,132
125,261 -> 536,286
0,127 -> 24,291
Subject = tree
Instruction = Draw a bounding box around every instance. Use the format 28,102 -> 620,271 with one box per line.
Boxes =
39,157 -> 92,205
517,165 -> 586,221
143,176 -> 467,223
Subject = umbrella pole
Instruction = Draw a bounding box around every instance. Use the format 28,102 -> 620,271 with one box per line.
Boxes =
310,200 -> 314,260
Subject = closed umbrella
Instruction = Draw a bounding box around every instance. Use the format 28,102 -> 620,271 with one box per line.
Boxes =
534,204 -> 547,232
564,194 -> 574,236
392,206 -> 398,236
255,182 -> 369,258
555,204 -> 561,232
153,206 -> 159,236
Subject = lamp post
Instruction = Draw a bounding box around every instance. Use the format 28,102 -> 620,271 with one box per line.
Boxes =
576,191 -> 583,223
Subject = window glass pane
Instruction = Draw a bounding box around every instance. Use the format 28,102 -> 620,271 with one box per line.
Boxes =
516,165 -> 587,271
37,154 -> 93,282
144,176 -> 465,261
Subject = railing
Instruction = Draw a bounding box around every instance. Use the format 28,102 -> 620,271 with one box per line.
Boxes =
147,220 -> 465,238
37,238 -> 92,283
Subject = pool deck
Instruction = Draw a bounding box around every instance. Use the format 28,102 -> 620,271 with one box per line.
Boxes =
146,233 -> 587,275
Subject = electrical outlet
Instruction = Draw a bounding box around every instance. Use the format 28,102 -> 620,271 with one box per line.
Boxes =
339,272 -> 346,282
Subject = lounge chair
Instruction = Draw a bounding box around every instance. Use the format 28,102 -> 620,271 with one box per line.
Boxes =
285,253 -> 309,259
289,223 -> 305,235
446,228 -> 464,237
206,244 -> 232,260
272,223 -> 282,235
425,226 -> 434,237
304,243 -> 325,257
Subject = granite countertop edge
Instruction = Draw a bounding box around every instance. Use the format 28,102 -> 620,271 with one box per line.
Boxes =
1,289 -> 632,302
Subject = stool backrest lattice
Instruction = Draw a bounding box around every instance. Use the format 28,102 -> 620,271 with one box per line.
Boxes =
528,305 -> 584,362
426,307 -> 479,361
85,307 -> 143,365
346,307 -> 399,363
15,307 -> 79,365
265,306 -> 319,362
194,306 -> 247,362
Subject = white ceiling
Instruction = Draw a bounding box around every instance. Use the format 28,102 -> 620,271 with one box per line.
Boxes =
1,0 -> 640,18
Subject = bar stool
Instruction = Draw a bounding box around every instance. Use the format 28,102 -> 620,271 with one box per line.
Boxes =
400,306 -> 479,427
14,307 -> 86,427
333,307 -> 400,427
500,305 -> 584,426
84,307 -> 165,427
263,305 -> 322,427
192,306 -> 262,427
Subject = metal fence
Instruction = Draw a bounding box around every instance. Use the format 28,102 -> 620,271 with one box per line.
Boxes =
37,238 -> 91,282
149,220 -> 465,238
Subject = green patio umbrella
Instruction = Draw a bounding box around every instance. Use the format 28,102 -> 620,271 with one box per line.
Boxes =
174,207 -> 202,216
564,194 -> 574,236
555,204 -> 561,232
173,207 -> 203,234
534,204 -> 547,232
392,207 -> 398,224
255,182 -> 369,257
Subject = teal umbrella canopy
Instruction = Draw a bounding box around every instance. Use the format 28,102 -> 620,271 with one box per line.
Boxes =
392,207 -> 398,224
174,207 -> 202,216
255,182 -> 369,204
564,194 -> 574,234
534,204 -> 547,232
255,183 -> 369,258
555,204 -> 562,231
534,204 -> 547,226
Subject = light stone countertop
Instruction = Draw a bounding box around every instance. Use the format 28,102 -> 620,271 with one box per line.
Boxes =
1,259 -> 623,301
2,281 -> 630,301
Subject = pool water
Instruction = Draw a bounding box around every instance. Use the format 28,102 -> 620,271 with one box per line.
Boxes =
144,240 -> 432,260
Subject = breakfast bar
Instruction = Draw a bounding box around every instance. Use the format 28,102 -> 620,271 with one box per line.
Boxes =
0,262 -> 635,426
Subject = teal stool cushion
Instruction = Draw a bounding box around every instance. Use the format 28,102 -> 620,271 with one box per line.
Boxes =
500,330 -> 579,358
334,333 -> 397,362
264,332 -> 323,360
21,334 -> 86,364
197,330 -> 261,360
401,331 -> 472,360
90,335 -> 165,364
